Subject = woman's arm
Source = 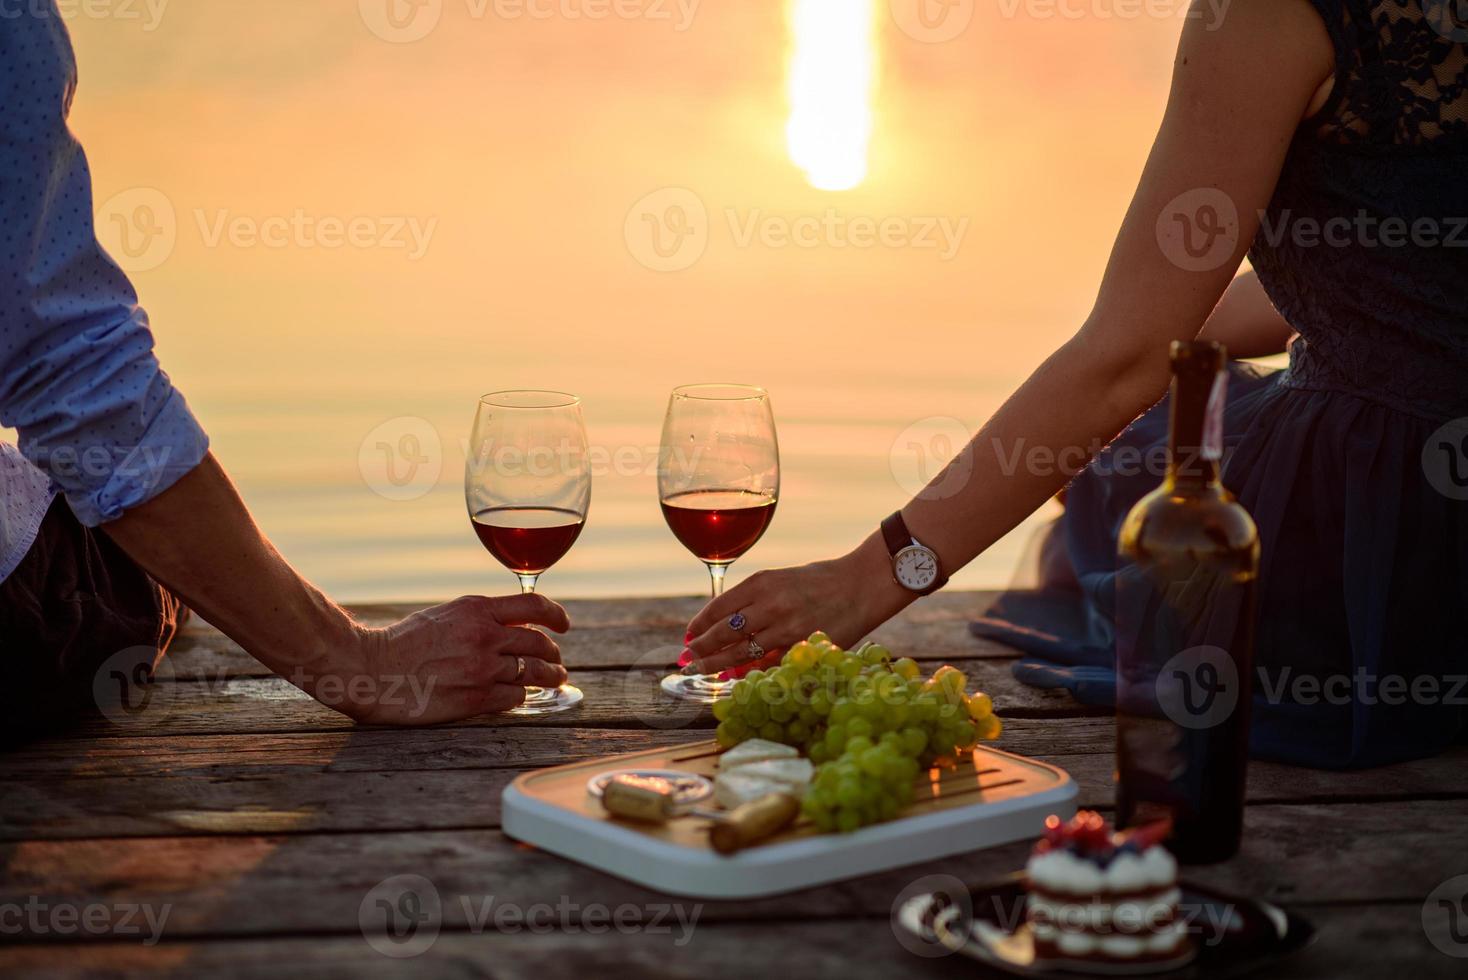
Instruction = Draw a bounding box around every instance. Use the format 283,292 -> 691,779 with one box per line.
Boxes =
684,0 -> 1334,670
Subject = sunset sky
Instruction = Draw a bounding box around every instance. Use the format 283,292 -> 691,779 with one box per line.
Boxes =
54,1 -> 1187,600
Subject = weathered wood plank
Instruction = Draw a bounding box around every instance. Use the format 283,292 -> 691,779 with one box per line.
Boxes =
0,718 -> 1117,783
163,592 -> 1011,680
58,658 -> 1098,742
0,800 -> 1460,942
6,749 -> 1466,841
0,903 -> 1457,980
0,728 -> 704,780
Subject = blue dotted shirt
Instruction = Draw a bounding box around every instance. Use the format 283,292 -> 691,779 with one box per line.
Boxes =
0,8 -> 209,530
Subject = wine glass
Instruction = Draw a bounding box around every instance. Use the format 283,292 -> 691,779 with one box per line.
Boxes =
466,390 -> 591,715
657,384 -> 779,703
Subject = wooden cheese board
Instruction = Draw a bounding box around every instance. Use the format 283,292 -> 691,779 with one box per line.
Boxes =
502,738 -> 1077,898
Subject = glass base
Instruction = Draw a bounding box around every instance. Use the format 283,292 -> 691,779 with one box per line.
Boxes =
660,671 -> 734,704
507,683 -> 584,716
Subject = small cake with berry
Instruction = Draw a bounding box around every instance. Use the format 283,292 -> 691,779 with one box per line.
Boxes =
1025,811 -> 1187,966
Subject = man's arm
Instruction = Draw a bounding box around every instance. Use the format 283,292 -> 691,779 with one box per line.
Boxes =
102,455 -> 357,670
104,454 -> 572,724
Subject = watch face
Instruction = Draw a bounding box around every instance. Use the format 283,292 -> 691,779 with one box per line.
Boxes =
894,545 -> 939,592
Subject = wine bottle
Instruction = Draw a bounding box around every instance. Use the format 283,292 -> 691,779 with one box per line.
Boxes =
1115,340 -> 1259,863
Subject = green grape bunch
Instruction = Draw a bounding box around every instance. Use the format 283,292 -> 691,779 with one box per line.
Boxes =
709,631 -> 1003,832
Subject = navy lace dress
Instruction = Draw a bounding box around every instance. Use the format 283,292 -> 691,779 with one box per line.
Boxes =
973,0 -> 1468,770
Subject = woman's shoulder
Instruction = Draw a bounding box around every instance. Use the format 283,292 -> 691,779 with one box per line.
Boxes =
1297,0 -> 1468,147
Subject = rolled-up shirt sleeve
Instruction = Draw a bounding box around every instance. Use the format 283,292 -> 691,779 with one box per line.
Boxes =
0,9 -> 208,526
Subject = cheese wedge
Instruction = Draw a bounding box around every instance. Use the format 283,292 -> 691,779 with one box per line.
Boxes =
714,771 -> 797,809
712,758 -> 814,809
730,757 -> 813,787
716,738 -> 799,770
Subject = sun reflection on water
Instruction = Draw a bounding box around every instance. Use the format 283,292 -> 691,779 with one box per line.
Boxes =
786,0 -> 877,191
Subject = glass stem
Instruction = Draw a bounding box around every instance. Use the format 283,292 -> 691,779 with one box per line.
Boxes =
705,563 -> 728,597
517,574 -> 551,694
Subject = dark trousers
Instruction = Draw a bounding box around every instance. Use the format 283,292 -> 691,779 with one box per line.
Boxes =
0,497 -> 181,744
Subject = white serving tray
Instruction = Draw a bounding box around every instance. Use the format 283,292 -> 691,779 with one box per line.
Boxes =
502,739 -> 1076,899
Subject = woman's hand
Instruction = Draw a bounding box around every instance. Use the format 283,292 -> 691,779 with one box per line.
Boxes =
295,593 -> 571,725
682,534 -> 911,675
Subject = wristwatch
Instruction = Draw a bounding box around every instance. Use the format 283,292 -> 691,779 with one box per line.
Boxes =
881,512 -> 948,596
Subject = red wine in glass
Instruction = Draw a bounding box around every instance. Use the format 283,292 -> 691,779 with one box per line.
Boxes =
657,384 -> 780,704
465,390 -> 591,716
659,490 -> 777,564
472,506 -> 586,574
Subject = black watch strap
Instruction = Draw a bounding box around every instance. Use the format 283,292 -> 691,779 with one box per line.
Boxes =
881,511 -> 913,557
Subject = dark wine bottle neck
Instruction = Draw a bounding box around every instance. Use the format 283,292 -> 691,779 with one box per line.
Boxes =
1167,366 -> 1223,491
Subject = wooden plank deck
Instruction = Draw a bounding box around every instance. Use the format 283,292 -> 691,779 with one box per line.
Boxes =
2,591 -> 1465,977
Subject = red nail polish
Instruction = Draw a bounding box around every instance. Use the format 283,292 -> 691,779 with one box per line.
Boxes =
678,648 -> 693,667
683,631 -> 695,644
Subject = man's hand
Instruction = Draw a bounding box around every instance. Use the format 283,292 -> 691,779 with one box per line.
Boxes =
299,594 -> 571,725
